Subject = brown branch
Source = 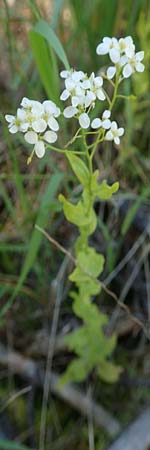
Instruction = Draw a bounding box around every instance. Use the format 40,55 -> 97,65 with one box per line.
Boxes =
35,225 -> 149,338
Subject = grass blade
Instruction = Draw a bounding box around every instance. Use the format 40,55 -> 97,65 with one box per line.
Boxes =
0,439 -> 35,450
34,19 -> 70,70
2,172 -> 63,311
29,30 -> 59,102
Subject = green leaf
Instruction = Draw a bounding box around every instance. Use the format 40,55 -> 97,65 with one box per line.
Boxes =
91,173 -> 119,200
69,268 -> 101,295
67,153 -> 90,187
77,247 -> 104,278
72,292 -> 107,325
59,194 -> 96,227
98,360 -> 122,383
29,30 -> 59,102
59,357 -> 90,386
34,19 -> 70,69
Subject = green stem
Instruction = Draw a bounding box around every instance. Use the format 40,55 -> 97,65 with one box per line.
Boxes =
65,127 -> 82,148
81,129 -> 93,177
47,144 -> 86,156
109,69 -> 120,111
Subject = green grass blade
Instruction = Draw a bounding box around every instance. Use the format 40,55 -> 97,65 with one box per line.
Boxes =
34,19 -> 70,70
50,0 -> 64,29
29,30 -> 59,102
0,439 -> 35,450
0,181 -> 18,227
1,114 -> 29,217
7,172 -> 63,304
121,186 -> 150,236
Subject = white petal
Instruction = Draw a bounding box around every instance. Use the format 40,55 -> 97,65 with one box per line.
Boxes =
17,108 -> 26,120
107,66 -> 116,79
48,116 -> 59,131
102,119 -> 111,129
120,55 -> 128,67
135,62 -> 145,73
102,109 -> 111,119
82,79 -> 91,89
126,46 -> 135,58
43,130 -> 57,143
24,131 -> 38,144
79,113 -> 90,129
118,127 -> 124,136
60,70 -> 70,78
31,103 -> 44,115
54,106 -> 60,117
94,76 -> 103,87
105,130 -> 113,141
96,42 -> 109,55
72,71 -> 85,82
32,119 -> 47,133
63,106 -> 78,118
85,91 -> 95,107
20,122 -> 29,132
60,89 -> 70,101
136,51 -> 144,62
91,118 -> 101,129
21,97 -> 33,108
65,78 -> 75,90
109,48 -> 120,63
111,121 -> 117,131
96,88 -> 105,101
5,114 -> 15,123
114,136 -> 120,145
9,125 -> 18,134
123,64 -> 133,78
43,100 -> 56,114
34,141 -> 45,158
72,96 -> 80,107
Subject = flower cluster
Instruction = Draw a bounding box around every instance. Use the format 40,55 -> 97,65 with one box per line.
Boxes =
91,110 -> 124,145
5,36 -> 144,159
96,36 -> 144,79
5,98 -> 60,158
60,69 -> 105,129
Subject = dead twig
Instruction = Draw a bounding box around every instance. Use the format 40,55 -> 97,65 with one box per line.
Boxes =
35,225 -> 149,338
106,407 -> 150,450
0,344 -> 121,437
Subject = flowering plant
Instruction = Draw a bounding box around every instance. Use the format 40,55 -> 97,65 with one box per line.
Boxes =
6,36 -> 144,384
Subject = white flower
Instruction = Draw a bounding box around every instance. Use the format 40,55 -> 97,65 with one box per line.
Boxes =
60,69 -> 85,81
91,110 -> 111,130
60,71 -> 86,106
20,102 -> 47,133
5,108 -> 29,133
88,73 -> 106,101
24,130 -> 57,158
105,121 -> 124,145
119,36 -> 135,58
6,97 -> 60,159
21,98 -> 43,111
123,51 -> 145,78
42,100 -> 60,131
96,37 -> 120,63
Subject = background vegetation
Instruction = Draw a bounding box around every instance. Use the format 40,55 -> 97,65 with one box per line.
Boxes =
0,0 -> 150,449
